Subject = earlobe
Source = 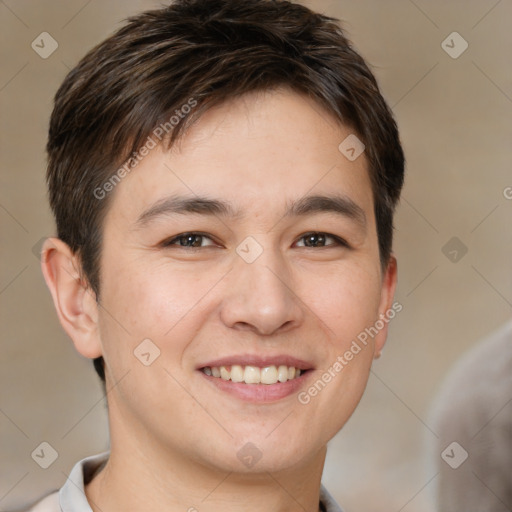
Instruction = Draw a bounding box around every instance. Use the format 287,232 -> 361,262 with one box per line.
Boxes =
373,255 -> 398,358
40,237 -> 102,359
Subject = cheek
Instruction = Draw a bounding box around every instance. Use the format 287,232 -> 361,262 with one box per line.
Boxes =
97,257 -> 219,369
309,261 -> 382,346
297,268 -> 382,441
96,260 -> 198,419
298,261 -> 381,420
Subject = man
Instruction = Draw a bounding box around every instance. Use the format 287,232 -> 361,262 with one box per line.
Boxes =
30,0 -> 405,510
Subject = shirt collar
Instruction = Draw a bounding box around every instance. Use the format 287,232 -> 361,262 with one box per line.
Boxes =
59,451 -> 109,511
59,451 -> 343,512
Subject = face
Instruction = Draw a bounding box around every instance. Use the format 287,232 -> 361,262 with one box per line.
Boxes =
91,88 -> 396,474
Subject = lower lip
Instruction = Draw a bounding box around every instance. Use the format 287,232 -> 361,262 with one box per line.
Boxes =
199,371 -> 311,403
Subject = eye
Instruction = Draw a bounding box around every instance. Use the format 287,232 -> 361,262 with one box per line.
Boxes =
295,232 -> 349,249
160,231 -> 349,250
161,232 -> 218,249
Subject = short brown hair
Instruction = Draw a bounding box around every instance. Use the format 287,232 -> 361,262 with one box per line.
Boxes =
46,0 -> 405,383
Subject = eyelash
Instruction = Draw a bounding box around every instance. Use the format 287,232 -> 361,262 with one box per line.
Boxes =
160,231 -> 349,250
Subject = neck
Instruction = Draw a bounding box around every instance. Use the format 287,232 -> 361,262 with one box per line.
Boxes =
85,414 -> 326,512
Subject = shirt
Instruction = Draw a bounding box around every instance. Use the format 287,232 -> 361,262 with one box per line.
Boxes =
25,452 -> 344,512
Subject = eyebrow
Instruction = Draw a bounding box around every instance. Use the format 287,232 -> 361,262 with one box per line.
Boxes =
134,193 -> 367,230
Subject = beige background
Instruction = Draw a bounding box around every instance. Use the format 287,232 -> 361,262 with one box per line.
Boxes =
1,1 -> 511,511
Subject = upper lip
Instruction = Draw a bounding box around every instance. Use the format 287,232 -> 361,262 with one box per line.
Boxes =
197,354 -> 314,371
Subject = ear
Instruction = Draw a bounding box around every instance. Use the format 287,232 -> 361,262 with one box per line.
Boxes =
40,237 -> 102,359
373,255 -> 398,359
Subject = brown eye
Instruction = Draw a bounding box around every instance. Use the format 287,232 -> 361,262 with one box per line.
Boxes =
296,232 -> 348,248
162,232 -> 216,248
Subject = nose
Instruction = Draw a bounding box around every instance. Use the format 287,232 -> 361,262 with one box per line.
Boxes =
219,240 -> 304,337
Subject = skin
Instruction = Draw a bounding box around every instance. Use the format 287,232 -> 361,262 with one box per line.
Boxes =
42,87 -> 397,512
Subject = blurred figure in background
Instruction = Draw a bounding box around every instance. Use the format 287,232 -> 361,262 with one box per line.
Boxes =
429,320 -> 512,512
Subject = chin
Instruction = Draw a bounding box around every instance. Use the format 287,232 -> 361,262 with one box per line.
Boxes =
206,435 -> 319,475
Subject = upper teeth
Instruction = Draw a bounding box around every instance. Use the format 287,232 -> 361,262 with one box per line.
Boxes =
202,365 -> 302,384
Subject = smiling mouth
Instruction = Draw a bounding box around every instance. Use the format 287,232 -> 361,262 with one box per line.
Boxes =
201,365 -> 306,385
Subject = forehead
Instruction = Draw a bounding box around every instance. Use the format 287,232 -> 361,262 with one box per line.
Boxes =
104,88 -> 374,227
